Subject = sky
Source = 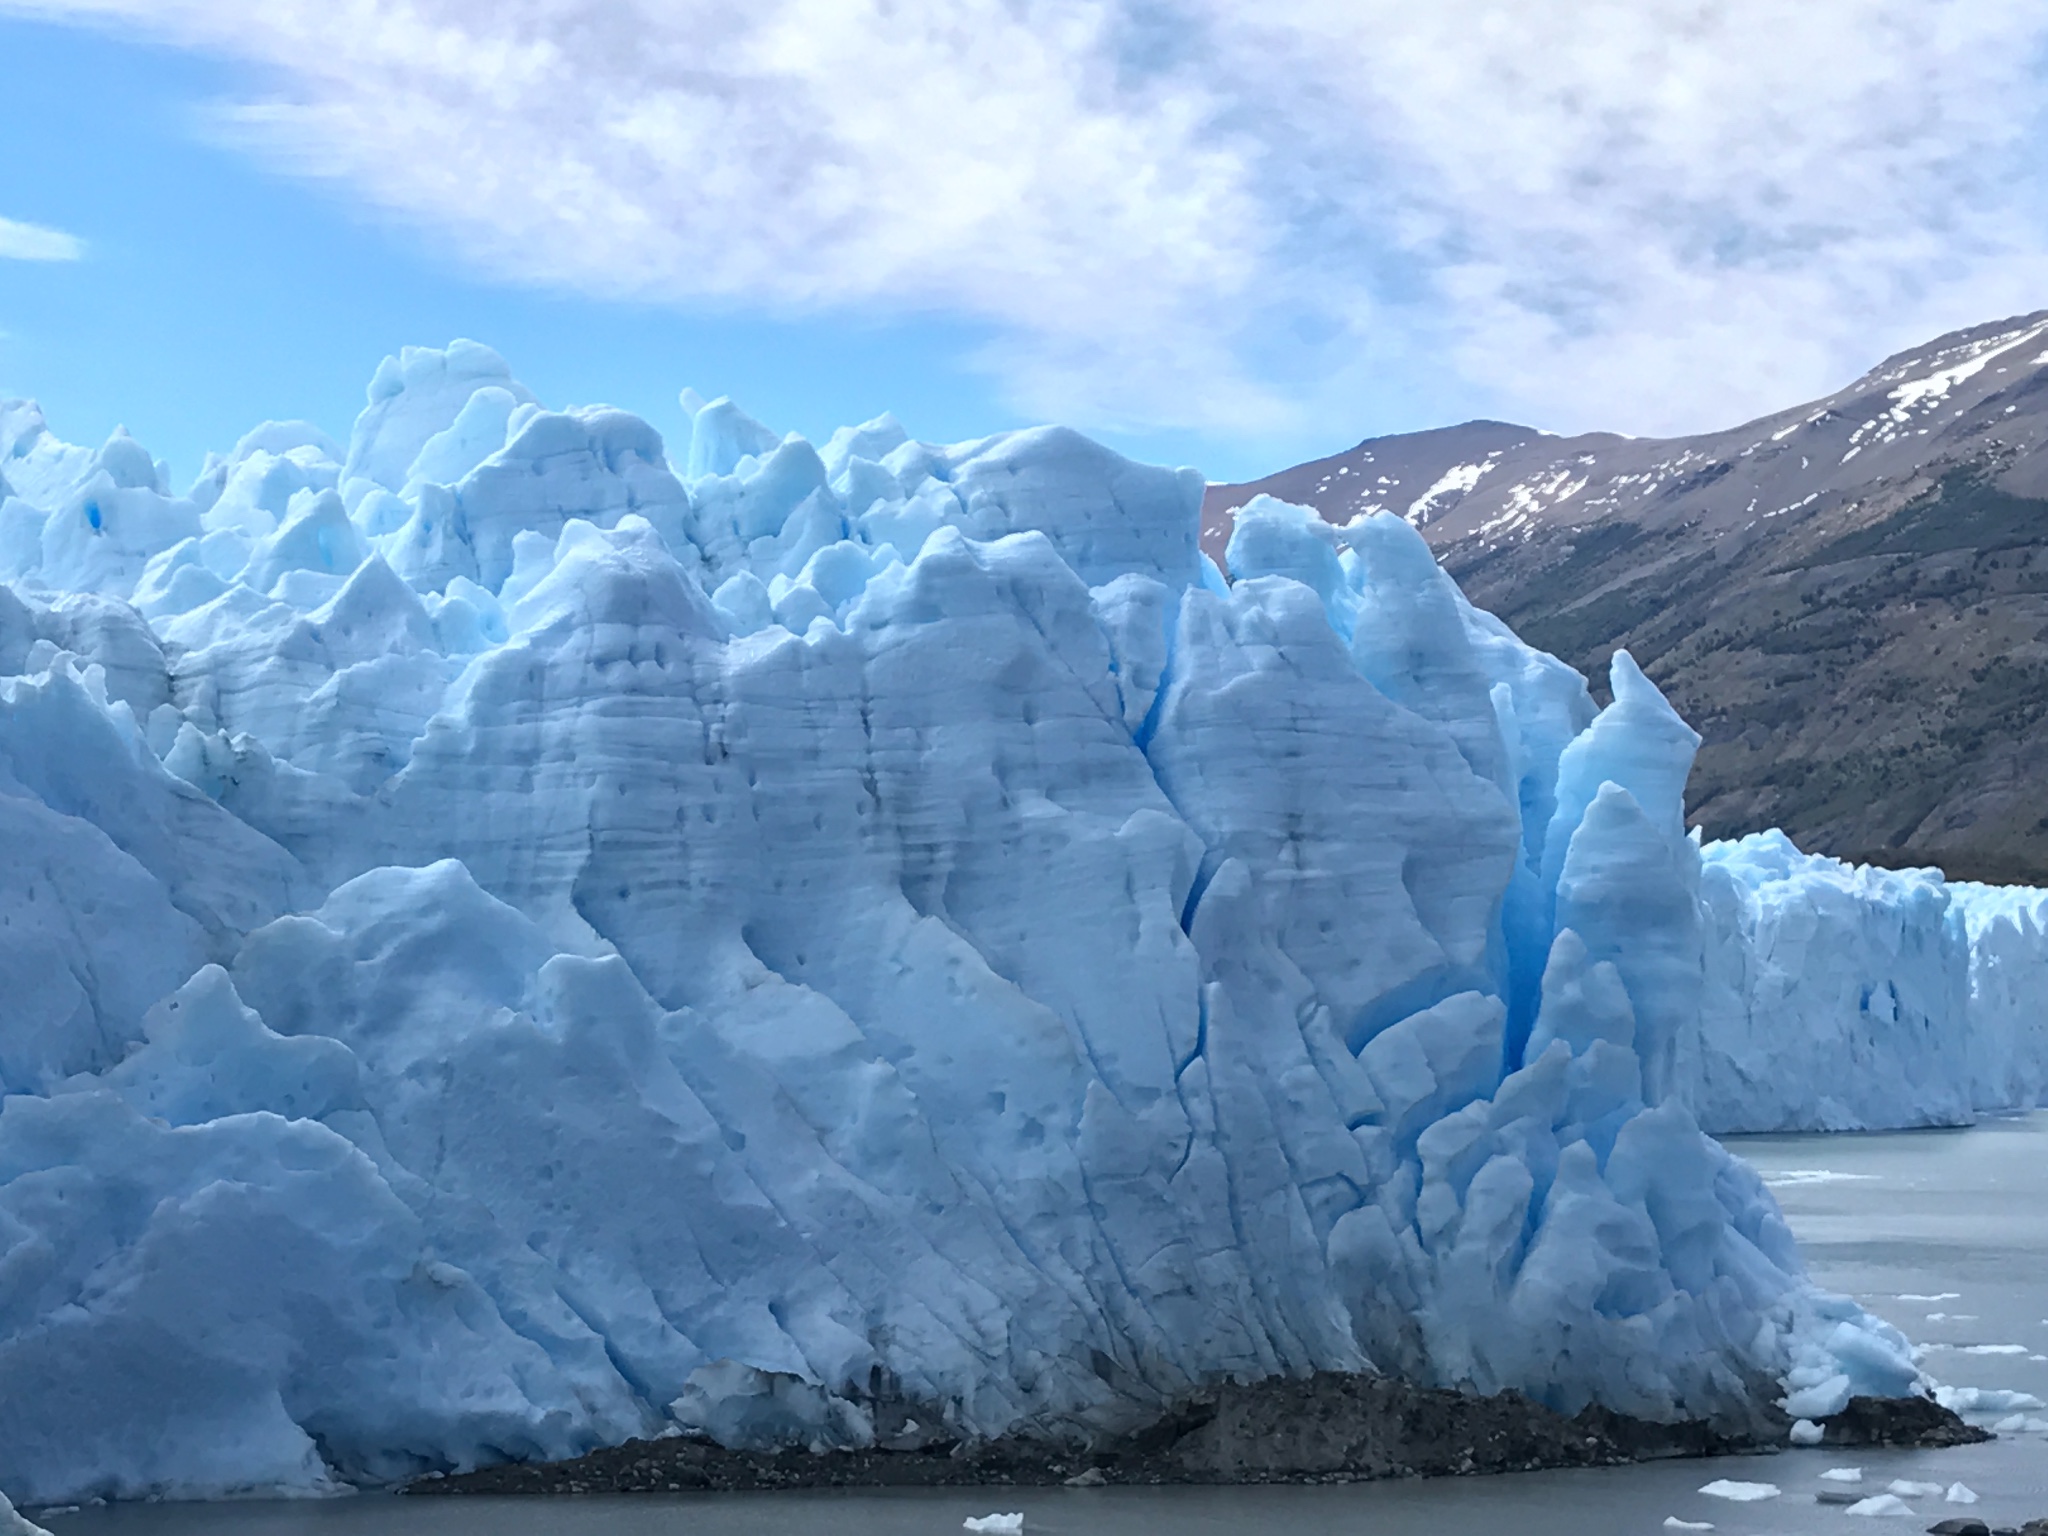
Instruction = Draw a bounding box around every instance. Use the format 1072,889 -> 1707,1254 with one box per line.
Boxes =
3,2 -> 2047,489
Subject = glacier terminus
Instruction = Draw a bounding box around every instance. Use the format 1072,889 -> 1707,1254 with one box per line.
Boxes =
0,343 -> 2039,1505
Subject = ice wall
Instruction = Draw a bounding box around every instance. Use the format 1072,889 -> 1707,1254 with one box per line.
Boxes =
0,351 -> 1924,1503
1689,835 -> 2048,1132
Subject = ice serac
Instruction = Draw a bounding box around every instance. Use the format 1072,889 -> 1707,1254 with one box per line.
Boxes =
0,347 -> 1963,1504
343,339 -> 536,498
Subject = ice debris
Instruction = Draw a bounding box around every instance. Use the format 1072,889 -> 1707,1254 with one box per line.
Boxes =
1991,1415 -> 2048,1433
963,1517 -> 1024,1535
1843,1493 -> 1917,1517
0,345 -> 1975,1504
1699,1480 -> 1780,1501
1936,1387 -> 2044,1414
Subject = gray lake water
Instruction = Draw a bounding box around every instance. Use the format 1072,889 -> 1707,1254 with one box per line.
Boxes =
41,1112 -> 2048,1536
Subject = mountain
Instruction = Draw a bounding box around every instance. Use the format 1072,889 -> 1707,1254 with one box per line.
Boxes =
1205,311 -> 2048,882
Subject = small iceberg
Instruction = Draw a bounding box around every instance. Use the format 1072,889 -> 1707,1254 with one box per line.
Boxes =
1698,1479 -> 1779,1501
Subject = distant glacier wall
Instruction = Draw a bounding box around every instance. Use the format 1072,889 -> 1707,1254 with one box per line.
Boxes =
0,346 -> 1980,1503
1690,835 -> 2048,1133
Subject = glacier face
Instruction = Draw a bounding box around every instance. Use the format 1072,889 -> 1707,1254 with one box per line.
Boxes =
1689,835 -> 2048,1132
0,350 -> 1938,1502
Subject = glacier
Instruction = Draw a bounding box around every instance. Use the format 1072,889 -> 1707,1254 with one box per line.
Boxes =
0,343 -> 2024,1504
1691,837 -> 2048,1132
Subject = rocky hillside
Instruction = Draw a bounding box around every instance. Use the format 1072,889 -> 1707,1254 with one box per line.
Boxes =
1206,311 -> 2048,882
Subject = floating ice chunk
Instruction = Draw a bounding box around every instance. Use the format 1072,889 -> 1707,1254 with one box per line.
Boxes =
1663,1521 -> 1714,1531
1698,1480 -> 1779,1501
1887,1480 -> 1942,1497
1820,1467 -> 1864,1482
1788,1417 -> 1824,1445
963,1516 -> 1023,1535
1959,1344 -> 2027,1355
1946,1483 -> 1979,1504
1899,1293 -> 1961,1303
1936,1386 -> 2044,1413
1763,1170 -> 1877,1186
1842,1493 -> 1916,1516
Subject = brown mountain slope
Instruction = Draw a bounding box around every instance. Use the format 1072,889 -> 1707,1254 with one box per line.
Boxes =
1204,311 -> 2048,882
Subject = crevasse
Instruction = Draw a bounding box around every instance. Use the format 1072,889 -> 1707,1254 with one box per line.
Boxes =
0,344 -> 2013,1504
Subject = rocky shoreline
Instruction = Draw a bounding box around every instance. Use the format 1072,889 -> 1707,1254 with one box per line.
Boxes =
403,1375 -> 1987,1497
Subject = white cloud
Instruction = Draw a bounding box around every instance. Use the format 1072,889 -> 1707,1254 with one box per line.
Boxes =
0,215 -> 85,262
10,0 -> 2048,443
